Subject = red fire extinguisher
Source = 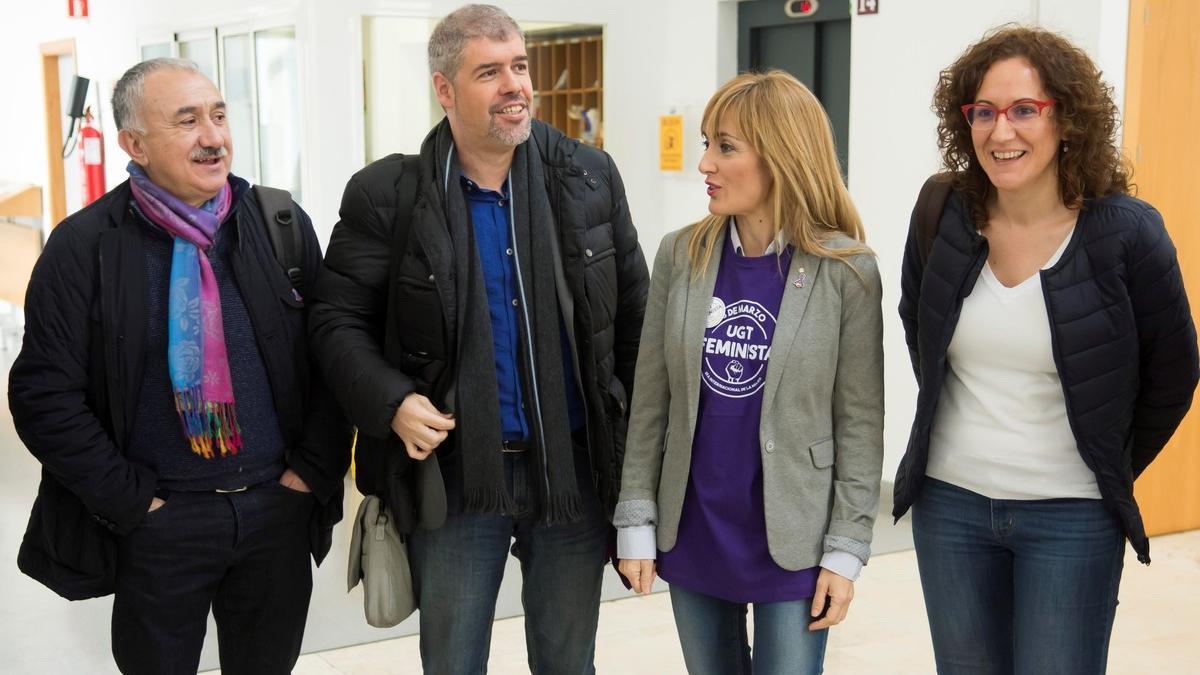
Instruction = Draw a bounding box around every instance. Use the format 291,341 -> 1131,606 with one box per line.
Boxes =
80,106 -> 105,206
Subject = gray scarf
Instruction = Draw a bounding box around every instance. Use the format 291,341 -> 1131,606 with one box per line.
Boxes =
436,122 -> 582,524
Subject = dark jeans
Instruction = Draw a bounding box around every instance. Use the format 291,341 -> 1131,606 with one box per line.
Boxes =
912,478 -> 1125,675
668,584 -> 828,675
111,481 -> 315,675
408,449 -> 608,674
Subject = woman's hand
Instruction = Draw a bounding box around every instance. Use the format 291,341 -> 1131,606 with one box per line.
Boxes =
618,559 -> 657,594
808,567 -> 855,631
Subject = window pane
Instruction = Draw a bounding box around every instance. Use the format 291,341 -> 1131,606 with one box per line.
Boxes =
222,33 -> 257,183
141,43 -> 172,61
179,38 -> 216,82
254,27 -> 301,203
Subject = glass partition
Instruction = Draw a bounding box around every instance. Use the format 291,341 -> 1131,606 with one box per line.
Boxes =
221,33 -> 257,184
254,27 -> 301,202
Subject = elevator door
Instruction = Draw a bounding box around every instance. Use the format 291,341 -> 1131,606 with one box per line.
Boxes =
738,0 -> 852,175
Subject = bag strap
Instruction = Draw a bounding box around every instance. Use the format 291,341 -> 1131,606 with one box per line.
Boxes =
915,172 -> 955,266
254,184 -> 304,293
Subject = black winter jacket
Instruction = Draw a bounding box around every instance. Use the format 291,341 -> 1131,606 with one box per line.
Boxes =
894,190 -> 1198,563
9,179 -> 352,599
308,121 -> 649,529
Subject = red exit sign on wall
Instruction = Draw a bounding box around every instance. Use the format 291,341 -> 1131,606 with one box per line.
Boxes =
857,0 -> 879,15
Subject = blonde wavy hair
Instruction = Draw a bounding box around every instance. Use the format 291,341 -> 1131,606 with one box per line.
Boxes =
687,70 -> 867,275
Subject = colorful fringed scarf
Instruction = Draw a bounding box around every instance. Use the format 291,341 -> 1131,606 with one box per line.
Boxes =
127,162 -> 241,459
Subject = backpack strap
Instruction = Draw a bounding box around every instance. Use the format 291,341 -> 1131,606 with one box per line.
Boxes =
915,172 -> 955,266
254,184 -> 304,293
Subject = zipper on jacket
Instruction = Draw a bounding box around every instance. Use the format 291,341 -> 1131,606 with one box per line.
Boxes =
1038,266 -> 1096,478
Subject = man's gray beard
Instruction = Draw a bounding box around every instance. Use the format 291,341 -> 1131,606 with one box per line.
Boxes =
488,116 -> 531,146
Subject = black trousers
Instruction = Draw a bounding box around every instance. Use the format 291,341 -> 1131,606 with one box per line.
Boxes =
111,481 -> 315,675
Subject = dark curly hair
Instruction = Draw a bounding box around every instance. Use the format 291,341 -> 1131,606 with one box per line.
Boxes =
933,25 -> 1131,225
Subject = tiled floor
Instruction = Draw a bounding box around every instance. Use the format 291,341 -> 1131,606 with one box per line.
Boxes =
272,529 -> 1200,674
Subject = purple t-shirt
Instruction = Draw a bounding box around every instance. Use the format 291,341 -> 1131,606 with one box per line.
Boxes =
657,235 -> 820,603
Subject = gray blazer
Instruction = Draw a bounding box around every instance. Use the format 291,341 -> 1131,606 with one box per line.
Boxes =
614,226 -> 884,571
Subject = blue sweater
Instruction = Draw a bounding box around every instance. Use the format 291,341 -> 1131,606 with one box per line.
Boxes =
126,196 -> 286,491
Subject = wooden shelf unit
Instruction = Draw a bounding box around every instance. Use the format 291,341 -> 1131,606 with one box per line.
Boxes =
527,32 -> 603,148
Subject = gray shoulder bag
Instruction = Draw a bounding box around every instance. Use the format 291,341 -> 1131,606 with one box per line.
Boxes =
346,495 -> 415,628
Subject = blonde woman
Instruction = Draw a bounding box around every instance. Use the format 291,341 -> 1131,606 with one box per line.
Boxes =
614,70 -> 884,674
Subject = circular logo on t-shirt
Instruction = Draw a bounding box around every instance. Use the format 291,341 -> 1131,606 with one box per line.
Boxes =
706,297 -> 726,329
701,297 -> 776,398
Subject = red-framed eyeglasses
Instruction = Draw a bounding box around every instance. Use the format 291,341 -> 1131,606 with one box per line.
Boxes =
961,99 -> 1056,130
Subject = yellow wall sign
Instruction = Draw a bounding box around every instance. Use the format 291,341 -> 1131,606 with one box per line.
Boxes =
659,114 -> 684,172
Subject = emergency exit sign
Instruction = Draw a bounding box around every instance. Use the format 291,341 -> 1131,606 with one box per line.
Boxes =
857,0 -> 879,14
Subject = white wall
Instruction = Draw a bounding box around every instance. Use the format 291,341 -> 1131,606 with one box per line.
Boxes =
1039,0 -> 1130,132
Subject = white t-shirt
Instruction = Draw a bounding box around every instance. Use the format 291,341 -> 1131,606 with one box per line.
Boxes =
926,229 -> 1102,500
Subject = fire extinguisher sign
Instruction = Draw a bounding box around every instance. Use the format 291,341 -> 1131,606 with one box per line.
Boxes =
857,0 -> 879,15
80,109 -> 106,205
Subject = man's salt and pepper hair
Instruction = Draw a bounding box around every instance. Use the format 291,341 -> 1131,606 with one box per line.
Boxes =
111,57 -> 201,133
428,4 -> 524,79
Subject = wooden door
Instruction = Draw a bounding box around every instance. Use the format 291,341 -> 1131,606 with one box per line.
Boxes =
1124,0 -> 1200,536
40,39 -> 76,228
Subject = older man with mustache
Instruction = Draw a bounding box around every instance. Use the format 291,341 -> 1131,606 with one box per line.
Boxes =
308,4 -> 648,673
10,58 -> 350,674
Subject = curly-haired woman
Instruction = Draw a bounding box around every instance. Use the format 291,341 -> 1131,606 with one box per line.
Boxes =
894,25 -> 1198,674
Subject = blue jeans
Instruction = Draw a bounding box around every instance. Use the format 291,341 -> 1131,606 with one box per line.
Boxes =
668,584 -> 828,675
912,478 -> 1125,674
408,449 -> 608,674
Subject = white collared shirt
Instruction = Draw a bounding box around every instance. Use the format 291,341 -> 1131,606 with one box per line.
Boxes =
729,217 -> 786,256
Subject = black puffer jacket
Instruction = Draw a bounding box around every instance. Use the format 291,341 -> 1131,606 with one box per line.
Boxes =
308,120 -> 648,528
895,190 -> 1198,562
9,179 -> 352,599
